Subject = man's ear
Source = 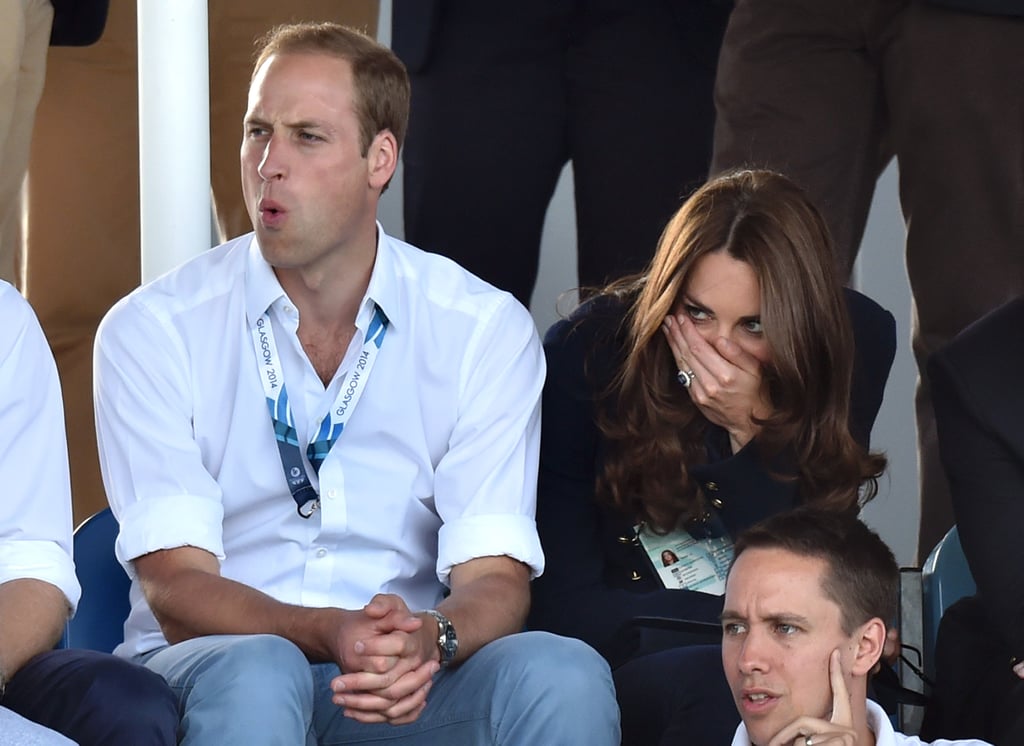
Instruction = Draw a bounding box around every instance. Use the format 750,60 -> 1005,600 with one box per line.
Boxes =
367,129 -> 398,191
849,617 -> 886,676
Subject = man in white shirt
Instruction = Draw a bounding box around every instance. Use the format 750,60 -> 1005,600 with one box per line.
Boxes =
0,280 -> 176,745
94,21 -> 618,744
721,508 -> 990,746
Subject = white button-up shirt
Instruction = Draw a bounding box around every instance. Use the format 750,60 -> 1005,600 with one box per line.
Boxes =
0,281 -> 80,610
730,700 -> 993,745
95,228 -> 545,657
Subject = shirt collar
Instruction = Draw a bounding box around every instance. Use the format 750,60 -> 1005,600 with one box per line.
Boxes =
865,699 -> 892,742
244,234 -> 286,328
732,700 -> 888,746
363,222 -> 401,331
243,223 -> 402,331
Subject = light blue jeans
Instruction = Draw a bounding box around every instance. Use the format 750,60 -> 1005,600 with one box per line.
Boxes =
0,706 -> 75,746
138,630 -> 619,745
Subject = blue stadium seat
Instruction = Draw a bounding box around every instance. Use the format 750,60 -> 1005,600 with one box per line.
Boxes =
921,525 -> 975,680
60,507 -> 130,653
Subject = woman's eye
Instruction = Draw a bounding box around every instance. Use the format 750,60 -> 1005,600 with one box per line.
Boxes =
743,318 -> 764,334
685,304 -> 709,321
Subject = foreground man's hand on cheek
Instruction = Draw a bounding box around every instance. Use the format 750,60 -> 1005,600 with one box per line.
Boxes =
768,649 -> 858,746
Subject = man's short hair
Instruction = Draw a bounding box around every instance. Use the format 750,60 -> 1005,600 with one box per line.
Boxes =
252,22 -> 410,158
732,507 -> 899,635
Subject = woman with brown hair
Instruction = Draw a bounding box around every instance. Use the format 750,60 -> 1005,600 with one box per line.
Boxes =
528,169 -> 895,743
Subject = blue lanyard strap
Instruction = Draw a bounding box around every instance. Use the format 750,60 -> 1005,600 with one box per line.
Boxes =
252,303 -> 389,517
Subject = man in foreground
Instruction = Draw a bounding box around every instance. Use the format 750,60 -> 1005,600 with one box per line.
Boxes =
94,21 -> 617,744
721,508 -> 989,746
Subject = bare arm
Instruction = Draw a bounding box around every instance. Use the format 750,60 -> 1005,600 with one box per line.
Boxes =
134,546 -> 420,667
0,579 -> 69,683
434,554 -> 531,664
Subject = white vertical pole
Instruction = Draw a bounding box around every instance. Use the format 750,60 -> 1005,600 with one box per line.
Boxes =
137,1 -> 210,283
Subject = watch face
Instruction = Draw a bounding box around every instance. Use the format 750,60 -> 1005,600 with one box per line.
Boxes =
431,610 -> 458,663
442,624 -> 458,657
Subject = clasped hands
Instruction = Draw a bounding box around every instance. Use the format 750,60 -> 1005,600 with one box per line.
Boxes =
662,314 -> 771,452
329,593 -> 441,725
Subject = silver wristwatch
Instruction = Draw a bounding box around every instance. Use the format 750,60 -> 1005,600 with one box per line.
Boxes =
425,609 -> 458,667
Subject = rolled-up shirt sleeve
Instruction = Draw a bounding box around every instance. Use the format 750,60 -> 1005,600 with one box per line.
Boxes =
434,295 -> 546,584
0,284 -> 79,610
95,294 -> 226,575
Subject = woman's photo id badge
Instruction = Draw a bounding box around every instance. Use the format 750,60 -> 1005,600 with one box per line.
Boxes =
636,524 -> 734,594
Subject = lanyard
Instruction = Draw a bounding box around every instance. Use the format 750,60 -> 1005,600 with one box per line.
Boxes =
251,303 -> 389,517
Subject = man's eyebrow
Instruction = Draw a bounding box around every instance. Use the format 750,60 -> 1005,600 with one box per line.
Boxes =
719,611 -> 812,626
287,119 -> 329,130
763,613 -> 812,626
242,116 -> 331,131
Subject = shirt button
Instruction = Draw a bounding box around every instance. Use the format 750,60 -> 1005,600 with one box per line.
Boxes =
316,548 -> 327,558
326,488 -> 337,500
705,481 -> 719,491
711,498 -> 724,510
284,305 -> 295,315
630,571 -> 642,582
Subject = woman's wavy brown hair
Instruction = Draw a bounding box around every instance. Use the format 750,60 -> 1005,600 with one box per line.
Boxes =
596,170 -> 886,530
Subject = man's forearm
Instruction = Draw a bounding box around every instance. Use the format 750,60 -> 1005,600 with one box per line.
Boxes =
434,556 -> 532,666
135,548 -> 343,661
0,579 -> 69,681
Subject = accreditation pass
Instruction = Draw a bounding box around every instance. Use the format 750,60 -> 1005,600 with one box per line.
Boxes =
636,524 -> 735,594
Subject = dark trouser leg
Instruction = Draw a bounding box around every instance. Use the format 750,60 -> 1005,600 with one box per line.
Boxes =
398,1 -> 572,306
3,649 -> 179,746
711,0 -> 900,277
567,0 -> 730,290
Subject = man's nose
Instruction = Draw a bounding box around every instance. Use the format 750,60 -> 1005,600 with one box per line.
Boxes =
257,136 -> 286,181
737,630 -> 770,675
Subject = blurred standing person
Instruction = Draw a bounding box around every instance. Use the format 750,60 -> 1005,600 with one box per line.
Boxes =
21,1 -> 378,522
924,296 -> 1024,743
392,0 -> 732,307
0,0 -> 108,284
710,0 -> 1024,559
